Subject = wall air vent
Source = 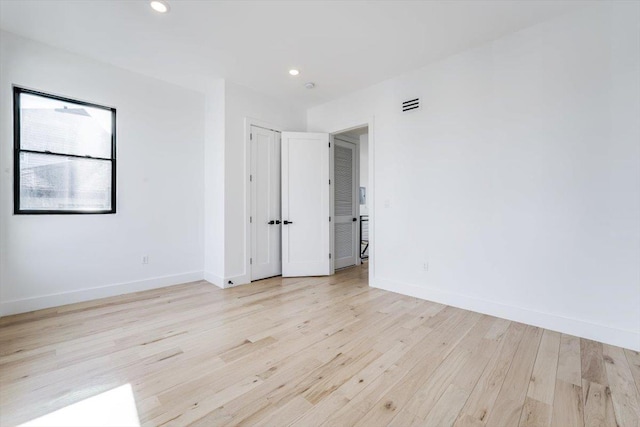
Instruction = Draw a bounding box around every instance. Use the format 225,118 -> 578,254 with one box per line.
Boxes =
402,98 -> 420,113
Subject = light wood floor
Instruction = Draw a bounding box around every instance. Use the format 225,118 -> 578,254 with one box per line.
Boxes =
1,265 -> 639,427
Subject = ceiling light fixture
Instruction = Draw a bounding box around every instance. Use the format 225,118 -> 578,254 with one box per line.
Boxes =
305,82 -> 316,89
289,69 -> 300,76
150,0 -> 170,13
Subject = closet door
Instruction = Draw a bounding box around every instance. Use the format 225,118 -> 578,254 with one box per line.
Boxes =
334,139 -> 358,269
250,126 -> 281,281
281,132 -> 331,277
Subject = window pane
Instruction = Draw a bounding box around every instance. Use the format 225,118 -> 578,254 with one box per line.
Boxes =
19,152 -> 112,211
20,93 -> 113,159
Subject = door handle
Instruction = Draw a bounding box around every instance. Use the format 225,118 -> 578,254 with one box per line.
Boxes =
352,217 -> 357,222
275,220 -> 281,224
267,220 -> 275,225
283,220 -> 293,225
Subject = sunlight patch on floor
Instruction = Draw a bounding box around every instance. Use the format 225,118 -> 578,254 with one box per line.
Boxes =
19,384 -> 140,427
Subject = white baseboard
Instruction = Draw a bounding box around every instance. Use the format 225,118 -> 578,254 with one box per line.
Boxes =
0,271 -> 205,316
203,272 -> 250,289
204,271 -> 225,288
224,273 -> 250,288
372,277 -> 640,351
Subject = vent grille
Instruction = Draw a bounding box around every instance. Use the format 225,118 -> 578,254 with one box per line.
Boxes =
402,98 -> 420,112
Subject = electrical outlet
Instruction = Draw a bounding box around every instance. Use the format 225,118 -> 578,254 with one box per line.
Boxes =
142,255 -> 149,265
422,261 -> 429,272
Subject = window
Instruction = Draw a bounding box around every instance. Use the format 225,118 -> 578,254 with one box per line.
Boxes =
13,87 -> 116,214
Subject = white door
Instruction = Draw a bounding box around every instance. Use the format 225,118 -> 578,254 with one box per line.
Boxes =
250,126 -> 282,281
281,132 -> 331,277
334,139 -> 358,269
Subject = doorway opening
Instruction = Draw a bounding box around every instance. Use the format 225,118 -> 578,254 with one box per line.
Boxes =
332,125 -> 368,270
246,120 -> 372,283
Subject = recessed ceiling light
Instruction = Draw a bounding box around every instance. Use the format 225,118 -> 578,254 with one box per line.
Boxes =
305,82 -> 316,89
150,0 -> 170,13
289,69 -> 300,76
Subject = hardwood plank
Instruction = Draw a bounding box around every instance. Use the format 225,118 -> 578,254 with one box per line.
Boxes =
253,395 -> 313,426
148,374 -> 264,426
387,409 -> 423,427
291,327 -> 430,426
456,414 -> 487,427
484,318 -> 511,342
318,310 -> 469,426
453,322 -> 526,426
526,330 -> 561,405
603,344 -> 640,427
624,349 -> 640,402
353,311 -> 482,426
557,334 -> 582,387
581,339 -> 606,385
484,325 -> 544,426
423,384 -> 470,427
582,380 -> 617,427
0,264 -> 636,427
198,355 -> 322,426
403,316 -> 498,420
551,380 -> 584,427
518,397 -> 552,427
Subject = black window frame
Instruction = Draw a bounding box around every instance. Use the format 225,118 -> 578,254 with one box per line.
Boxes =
13,86 -> 117,215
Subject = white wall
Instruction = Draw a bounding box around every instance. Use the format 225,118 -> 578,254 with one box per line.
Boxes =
202,81 -> 306,286
360,134 -> 369,215
224,81 -> 306,283
0,33 -> 305,311
308,3 -> 640,350
203,79 -> 226,286
0,32 -> 206,314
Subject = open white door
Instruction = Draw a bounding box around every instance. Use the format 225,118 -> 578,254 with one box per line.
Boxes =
281,132 -> 331,277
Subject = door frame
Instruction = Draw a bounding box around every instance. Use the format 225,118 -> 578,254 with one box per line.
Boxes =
332,133 -> 361,269
329,117 -> 375,283
243,116 -> 374,283
244,117 -> 283,283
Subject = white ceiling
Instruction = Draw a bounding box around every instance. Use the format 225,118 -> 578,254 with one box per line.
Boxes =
0,0 -> 588,108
